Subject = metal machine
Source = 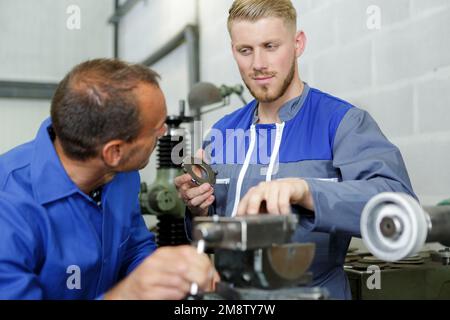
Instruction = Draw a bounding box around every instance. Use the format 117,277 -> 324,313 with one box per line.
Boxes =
139,82 -> 247,246
356,192 -> 450,299
360,192 -> 450,261
192,215 -> 329,300
139,102 -> 193,246
188,82 -> 247,118
344,250 -> 450,299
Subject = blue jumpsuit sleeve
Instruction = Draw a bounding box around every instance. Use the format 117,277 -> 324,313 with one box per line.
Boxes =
119,199 -> 157,278
300,108 -> 417,236
0,195 -> 45,299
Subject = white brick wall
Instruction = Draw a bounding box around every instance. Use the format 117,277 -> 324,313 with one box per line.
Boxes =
296,0 -> 450,206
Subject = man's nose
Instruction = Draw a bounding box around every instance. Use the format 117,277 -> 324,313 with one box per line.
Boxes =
252,49 -> 268,71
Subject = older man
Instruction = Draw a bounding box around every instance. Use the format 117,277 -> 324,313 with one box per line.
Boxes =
0,59 -> 215,299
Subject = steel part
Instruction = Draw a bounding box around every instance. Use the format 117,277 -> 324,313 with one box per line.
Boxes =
141,25 -> 199,96
362,192 -> 450,262
189,239 -> 206,296
195,223 -> 224,242
108,0 -> 142,24
361,192 -> 430,262
187,82 -> 248,118
182,156 -> 216,186
113,0 -> 120,58
205,283 -> 328,300
380,216 -> 403,239
430,248 -> 450,266
192,215 -> 298,251
156,215 -> 189,247
188,82 -> 222,111
265,243 -> 316,282
0,80 -> 58,99
192,215 -> 320,294
214,244 -> 314,289
185,25 -> 200,91
424,205 -> 450,246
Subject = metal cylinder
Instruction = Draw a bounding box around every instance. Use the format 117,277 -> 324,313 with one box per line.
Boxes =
425,205 -> 450,246
361,192 -> 450,261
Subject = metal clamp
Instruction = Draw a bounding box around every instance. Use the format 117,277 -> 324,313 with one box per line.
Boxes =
182,156 -> 217,186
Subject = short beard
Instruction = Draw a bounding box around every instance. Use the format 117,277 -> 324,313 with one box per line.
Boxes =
244,58 -> 296,103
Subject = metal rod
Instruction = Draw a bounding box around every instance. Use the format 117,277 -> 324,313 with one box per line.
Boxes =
0,81 -> 58,100
184,25 -> 200,90
108,0 -> 142,24
141,28 -> 186,67
141,24 -> 200,92
113,0 -> 120,58
425,206 -> 450,246
189,239 -> 206,296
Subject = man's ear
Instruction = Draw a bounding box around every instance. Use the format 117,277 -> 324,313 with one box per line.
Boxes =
295,31 -> 307,58
101,140 -> 125,167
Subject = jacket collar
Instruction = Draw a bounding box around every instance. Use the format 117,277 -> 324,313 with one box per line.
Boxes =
30,118 -> 79,205
251,82 -> 310,124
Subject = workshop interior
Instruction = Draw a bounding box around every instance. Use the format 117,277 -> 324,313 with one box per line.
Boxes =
1,0 -> 450,300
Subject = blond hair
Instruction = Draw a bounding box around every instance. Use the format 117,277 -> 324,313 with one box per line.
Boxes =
227,0 -> 297,33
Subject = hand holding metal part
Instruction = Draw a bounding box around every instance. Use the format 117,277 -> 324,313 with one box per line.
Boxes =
181,156 -> 217,186
174,152 -> 216,217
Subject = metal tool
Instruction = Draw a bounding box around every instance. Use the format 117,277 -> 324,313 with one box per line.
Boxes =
189,239 -> 206,296
361,192 -> 450,261
182,156 -> 217,186
192,215 -> 327,299
193,215 -> 298,251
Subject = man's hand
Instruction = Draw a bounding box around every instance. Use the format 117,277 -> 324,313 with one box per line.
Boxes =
104,245 -> 217,300
236,178 -> 314,216
174,149 -> 214,217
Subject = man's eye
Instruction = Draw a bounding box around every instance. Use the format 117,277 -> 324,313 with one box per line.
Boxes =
266,43 -> 278,50
239,48 -> 251,55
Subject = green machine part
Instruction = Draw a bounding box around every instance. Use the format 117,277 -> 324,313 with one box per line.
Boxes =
438,198 -> 450,206
139,169 -> 186,218
138,103 -> 194,247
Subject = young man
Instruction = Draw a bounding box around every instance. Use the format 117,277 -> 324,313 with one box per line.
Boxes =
175,0 -> 416,299
0,59 -> 215,299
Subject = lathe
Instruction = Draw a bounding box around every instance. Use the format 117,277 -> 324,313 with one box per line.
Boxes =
191,214 -> 329,300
